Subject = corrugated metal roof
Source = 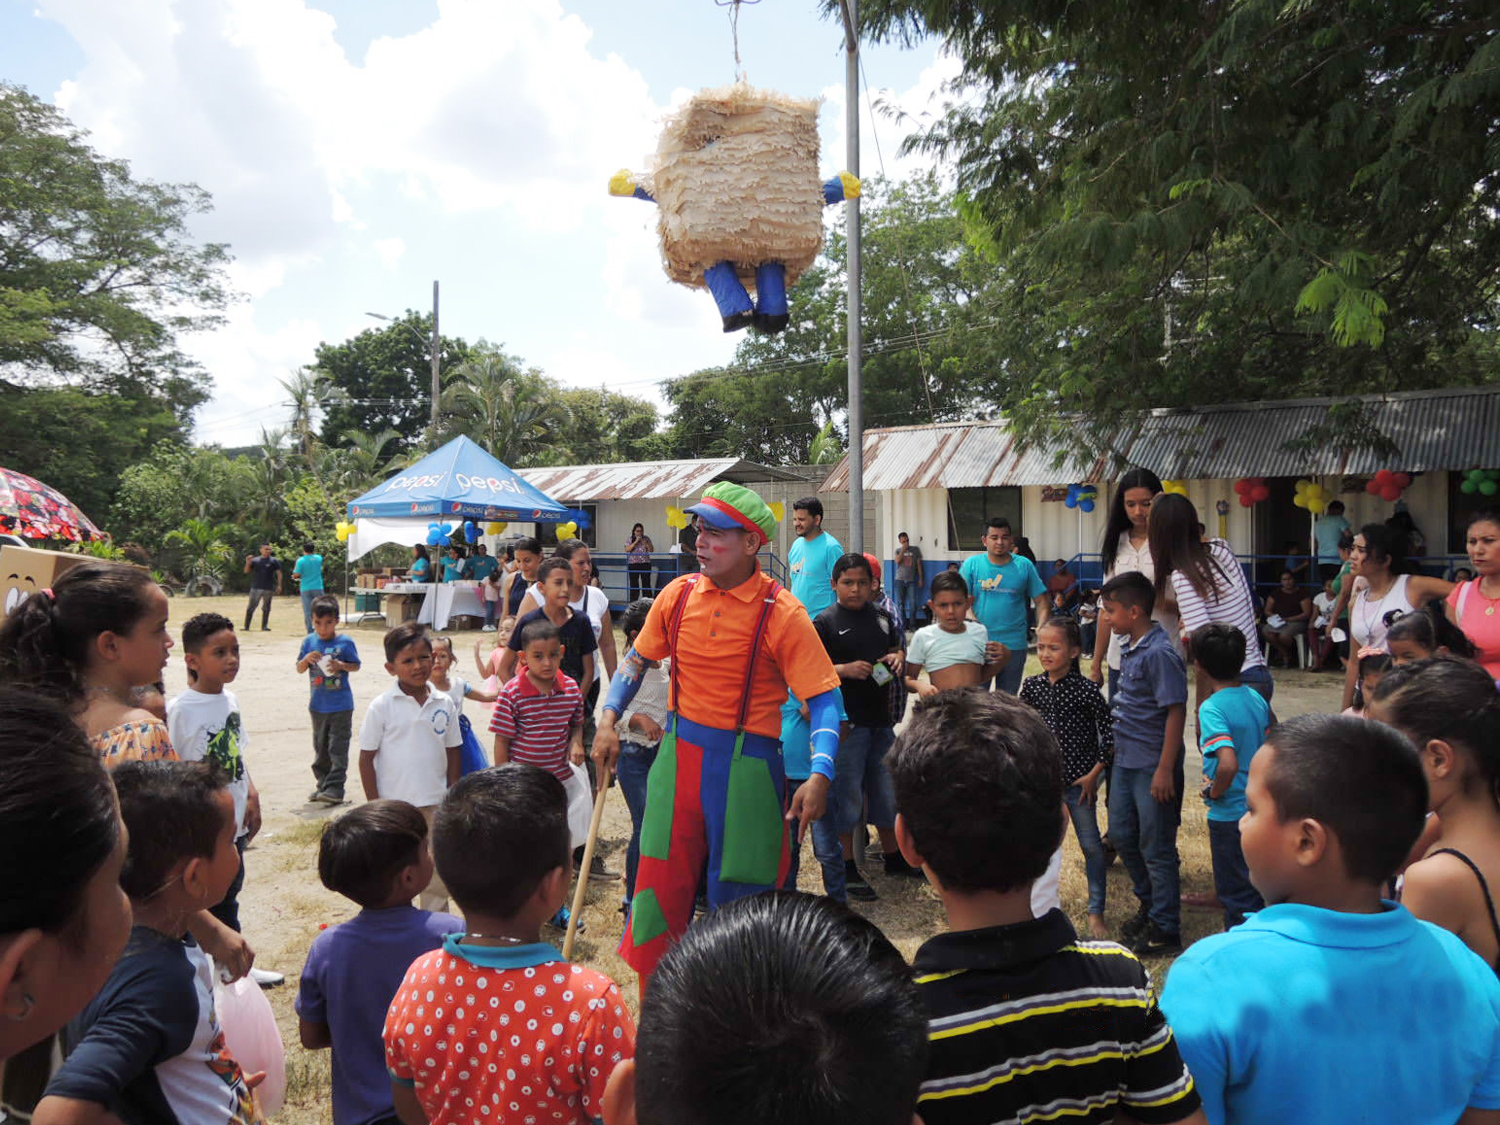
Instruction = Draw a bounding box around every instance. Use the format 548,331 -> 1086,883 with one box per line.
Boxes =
518,458 -> 803,502
821,385 -> 1500,490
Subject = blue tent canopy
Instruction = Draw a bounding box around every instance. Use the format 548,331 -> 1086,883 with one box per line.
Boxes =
346,436 -> 570,521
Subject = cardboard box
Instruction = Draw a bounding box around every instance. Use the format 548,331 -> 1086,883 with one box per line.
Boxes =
1,545 -> 90,622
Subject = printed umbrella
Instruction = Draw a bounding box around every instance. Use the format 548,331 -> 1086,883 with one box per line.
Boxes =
0,466 -> 103,542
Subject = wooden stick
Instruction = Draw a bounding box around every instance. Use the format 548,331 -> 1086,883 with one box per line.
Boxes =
563,768 -> 612,961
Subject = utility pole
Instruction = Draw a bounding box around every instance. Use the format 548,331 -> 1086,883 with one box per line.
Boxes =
841,0 -> 863,554
430,280 -> 441,433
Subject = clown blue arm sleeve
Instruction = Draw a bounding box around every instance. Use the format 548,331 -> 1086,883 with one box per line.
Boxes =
807,689 -> 841,782
602,645 -> 656,720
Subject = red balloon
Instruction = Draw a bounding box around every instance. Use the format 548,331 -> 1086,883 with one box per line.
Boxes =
1366,479 -> 1382,495
1234,479 -> 1250,494
1251,485 -> 1270,503
1394,472 -> 1412,489
1381,485 -> 1402,502
1239,495 -> 1254,507
1376,469 -> 1392,484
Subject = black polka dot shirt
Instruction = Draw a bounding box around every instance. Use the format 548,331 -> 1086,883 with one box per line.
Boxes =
1020,670 -> 1115,786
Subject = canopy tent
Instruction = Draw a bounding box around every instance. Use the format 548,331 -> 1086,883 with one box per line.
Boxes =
345,436 -> 570,561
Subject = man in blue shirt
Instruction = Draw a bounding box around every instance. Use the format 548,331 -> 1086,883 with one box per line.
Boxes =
467,543 -> 500,582
1314,500 -> 1352,581
788,496 -> 843,619
959,516 -> 1049,694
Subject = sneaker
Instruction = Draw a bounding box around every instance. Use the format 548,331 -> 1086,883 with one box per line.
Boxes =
481,624 -> 496,632
548,906 -> 584,933
845,863 -> 879,902
313,791 -> 345,806
1121,903 -> 1152,944
883,852 -> 922,878
577,854 -> 620,883
307,789 -> 322,803
1128,921 -> 1183,957
249,967 -> 284,988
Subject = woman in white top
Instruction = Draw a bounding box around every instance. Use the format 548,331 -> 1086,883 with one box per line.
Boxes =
517,538 -> 619,680
1089,468 -> 1179,693
1148,493 -> 1274,703
1340,522 -> 1451,710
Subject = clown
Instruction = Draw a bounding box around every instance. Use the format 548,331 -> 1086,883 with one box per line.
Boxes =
610,83 -> 859,334
592,482 -> 842,981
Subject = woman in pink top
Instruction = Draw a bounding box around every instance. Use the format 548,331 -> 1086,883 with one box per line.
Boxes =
1449,509 -> 1500,679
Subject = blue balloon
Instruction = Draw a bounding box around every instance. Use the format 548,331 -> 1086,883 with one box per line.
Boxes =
1065,496 -> 1077,509
1080,499 -> 1096,513
465,521 -> 479,543
426,531 -> 441,546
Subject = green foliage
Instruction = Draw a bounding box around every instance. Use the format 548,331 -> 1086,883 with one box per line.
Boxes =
317,314 -> 470,452
281,475 -> 350,592
839,0 -> 1500,456
109,443 -> 256,555
434,346 -> 568,466
164,518 -> 236,583
553,386 -> 666,464
0,83 -> 231,388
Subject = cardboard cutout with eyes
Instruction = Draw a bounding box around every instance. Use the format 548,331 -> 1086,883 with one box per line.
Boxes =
610,83 -> 859,334
0,546 -> 87,622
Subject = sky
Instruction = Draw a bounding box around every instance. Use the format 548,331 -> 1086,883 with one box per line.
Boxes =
2,0 -> 954,449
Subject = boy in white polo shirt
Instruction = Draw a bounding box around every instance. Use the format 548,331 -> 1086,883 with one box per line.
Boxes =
359,621 -> 462,911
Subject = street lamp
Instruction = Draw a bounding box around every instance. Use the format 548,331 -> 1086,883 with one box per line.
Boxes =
365,279 -> 441,432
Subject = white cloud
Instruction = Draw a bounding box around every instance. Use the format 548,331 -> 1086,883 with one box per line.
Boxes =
372,237 -> 406,269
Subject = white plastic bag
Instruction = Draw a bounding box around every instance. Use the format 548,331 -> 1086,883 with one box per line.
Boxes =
215,974 -> 286,1117
564,761 -> 593,849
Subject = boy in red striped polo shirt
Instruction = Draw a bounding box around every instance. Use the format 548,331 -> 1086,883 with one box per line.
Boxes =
491,618 -> 585,781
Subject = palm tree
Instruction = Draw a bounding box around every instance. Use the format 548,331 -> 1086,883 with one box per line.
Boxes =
278,367 -> 347,463
439,348 -> 569,466
164,518 -> 236,593
808,420 -> 845,465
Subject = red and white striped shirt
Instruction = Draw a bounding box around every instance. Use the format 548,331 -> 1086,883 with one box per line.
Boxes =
489,670 -> 584,779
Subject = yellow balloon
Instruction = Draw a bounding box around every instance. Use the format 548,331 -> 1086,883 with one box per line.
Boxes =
1309,499 -> 1328,515
1161,480 -> 1189,496
486,521 -> 506,535
769,501 -> 785,523
1294,479 -> 1311,496
556,521 -> 579,541
1293,495 -> 1308,509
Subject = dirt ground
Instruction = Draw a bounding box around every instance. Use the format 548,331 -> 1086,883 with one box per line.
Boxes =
167,594 -> 1345,1123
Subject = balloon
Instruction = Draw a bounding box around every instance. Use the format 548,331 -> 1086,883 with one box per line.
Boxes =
1294,479 -> 1311,496
486,521 -> 507,535
1365,478 -> 1381,495
556,521 -> 579,541
1483,480 -> 1499,497
1234,479 -> 1250,495
464,521 -> 479,543
768,501 -> 785,523
1293,495 -> 1309,509
1394,472 -> 1412,489
665,506 -> 688,529
1380,485 -> 1402,502
1240,495 -> 1254,507
1065,496 -> 1078,509
1080,499 -> 1095,513
1251,485 -> 1270,503
1309,499 -> 1328,515
1463,479 -> 1479,495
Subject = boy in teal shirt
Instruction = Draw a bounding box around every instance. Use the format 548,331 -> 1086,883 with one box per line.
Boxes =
1191,624 -> 1271,930
959,516 -> 1048,694
293,541 -> 325,633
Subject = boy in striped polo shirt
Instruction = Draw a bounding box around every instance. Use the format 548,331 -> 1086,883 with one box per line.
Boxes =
889,690 -> 1204,1125
491,618 -> 585,781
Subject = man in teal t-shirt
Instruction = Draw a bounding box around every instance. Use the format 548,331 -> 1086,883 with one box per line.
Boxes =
292,542 -> 325,634
468,543 -> 500,582
788,496 -> 844,619
959,517 -> 1047,694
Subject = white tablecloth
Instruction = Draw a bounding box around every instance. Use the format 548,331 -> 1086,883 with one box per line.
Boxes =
419,582 -> 485,630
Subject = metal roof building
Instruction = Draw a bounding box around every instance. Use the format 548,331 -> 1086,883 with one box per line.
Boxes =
519,458 -> 804,502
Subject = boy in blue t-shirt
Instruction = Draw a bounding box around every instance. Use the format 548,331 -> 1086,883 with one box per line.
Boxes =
1190,623 -> 1271,930
296,800 -> 461,1125
296,594 -> 362,805
1100,572 -> 1188,956
958,516 -> 1048,694
1162,714 -> 1500,1125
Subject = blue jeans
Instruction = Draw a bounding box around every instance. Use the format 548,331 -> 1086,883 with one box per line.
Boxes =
1065,783 -> 1108,915
1110,762 -> 1181,934
300,588 -> 322,633
993,650 -> 1027,695
617,739 -> 660,905
1239,663 -> 1275,704
783,778 -> 807,890
815,726 -> 898,901
1208,818 -> 1263,929
895,579 -> 919,624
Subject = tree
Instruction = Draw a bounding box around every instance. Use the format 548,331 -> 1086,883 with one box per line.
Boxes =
436,346 -> 570,467
843,0 -> 1500,454
661,172 -> 997,461
316,314 -> 469,452
554,386 -> 664,464
109,443 -> 254,554
0,84 -> 232,389
278,368 -> 346,461
163,518 -> 236,587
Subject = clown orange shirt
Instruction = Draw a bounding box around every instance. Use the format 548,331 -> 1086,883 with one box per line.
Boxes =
636,570 -> 840,739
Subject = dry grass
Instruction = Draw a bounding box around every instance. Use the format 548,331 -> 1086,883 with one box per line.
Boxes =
157,596 -> 1340,1123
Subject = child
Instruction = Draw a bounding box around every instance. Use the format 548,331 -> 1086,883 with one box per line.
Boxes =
166,614 -> 265,950
296,800 -> 462,1125
601,891 -> 929,1125
904,571 -> 1005,697
1369,655 -> 1500,969
1076,588 -> 1100,654
1020,616 -> 1113,937
1309,578 -> 1337,669
613,599 -> 669,911
295,594 -> 361,805
491,617 -> 592,924
1190,623 -> 1271,930
1345,648 -> 1392,715
383,766 -> 635,1125
1385,604 -> 1477,665
358,622 -> 462,912
497,557 -> 597,696
813,553 -> 909,903
131,682 -> 168,722
1161,714 -> 1500,1123
428,635 -> 498,776
36,760 -> 264,1125
888,690 -> 1203,1125
480,567 -> 503,631
1100,570 -> 1189,955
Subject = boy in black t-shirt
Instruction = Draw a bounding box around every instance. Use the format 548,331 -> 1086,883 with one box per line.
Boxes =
498,558 -> 597,696
812,553 -> 911,903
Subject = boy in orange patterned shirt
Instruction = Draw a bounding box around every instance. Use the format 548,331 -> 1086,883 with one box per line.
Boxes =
383,766 -> 634,1125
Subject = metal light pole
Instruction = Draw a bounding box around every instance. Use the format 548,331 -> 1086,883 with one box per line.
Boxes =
840,0 -> 863,555
365,278 -> 441,433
